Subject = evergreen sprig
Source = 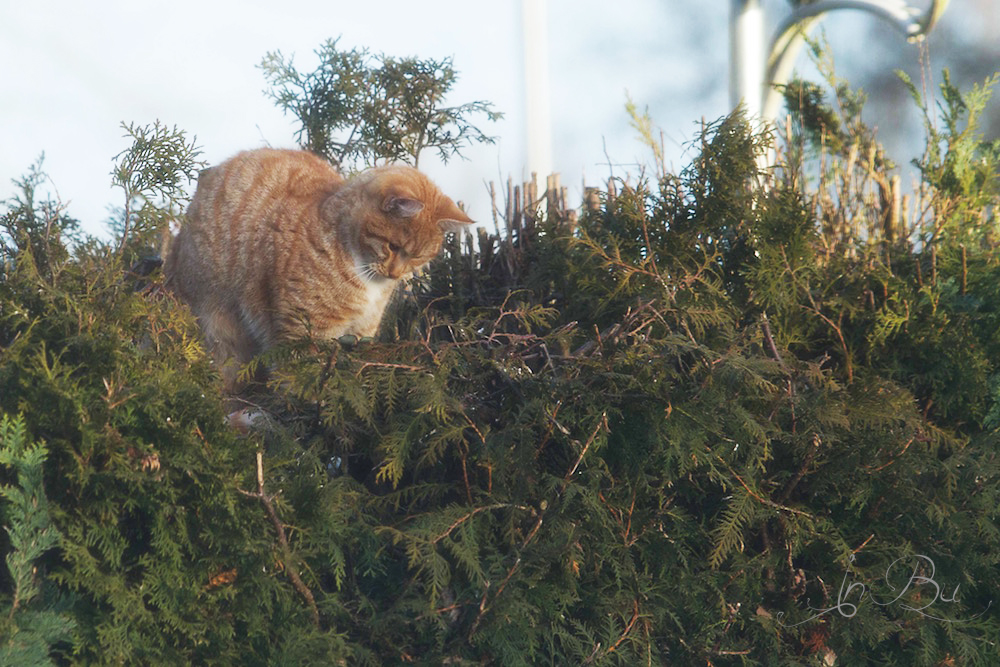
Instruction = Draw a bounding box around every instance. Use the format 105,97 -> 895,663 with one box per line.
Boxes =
0,413 -> 75,667
110,120 -> 204,255
260,37 -> 502,169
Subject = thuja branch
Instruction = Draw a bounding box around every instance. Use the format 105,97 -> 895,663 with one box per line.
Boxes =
431,503 -> 536,545
716,453 -> 813,518
583,599 -> 643,664
239,450 -> 320,628
110,121 -> 203,253
780,245 -> 853,382
779,433 -> 821,502
470,412 -> 609,636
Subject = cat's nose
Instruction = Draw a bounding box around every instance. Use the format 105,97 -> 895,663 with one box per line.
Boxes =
386,256 -> 408,280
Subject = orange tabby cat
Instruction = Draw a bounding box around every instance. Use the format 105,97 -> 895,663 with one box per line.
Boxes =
165,148 -> 473,389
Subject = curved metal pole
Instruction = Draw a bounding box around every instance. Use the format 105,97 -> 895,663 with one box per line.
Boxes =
760,0 -> 951,121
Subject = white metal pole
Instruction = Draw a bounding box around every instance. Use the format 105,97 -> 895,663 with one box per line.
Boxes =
729,0 -> 766,119
522,0 -> 553,180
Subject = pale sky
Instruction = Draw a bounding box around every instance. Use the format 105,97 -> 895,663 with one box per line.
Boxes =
1,1 -> 515,235
2,0 -> 741,238
1,0 -> 707,237
1,1 -> 987,240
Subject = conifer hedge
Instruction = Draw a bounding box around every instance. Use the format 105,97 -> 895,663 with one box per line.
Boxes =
2,69 -> 1000,665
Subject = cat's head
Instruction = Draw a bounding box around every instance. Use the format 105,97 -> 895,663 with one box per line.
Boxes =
334,165 -> 474,281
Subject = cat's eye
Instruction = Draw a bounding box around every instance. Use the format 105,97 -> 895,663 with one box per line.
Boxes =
388,242 -> 401,253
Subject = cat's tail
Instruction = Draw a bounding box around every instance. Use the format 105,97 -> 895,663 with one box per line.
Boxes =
158,224 -> 173,264
161,165 -> 217,283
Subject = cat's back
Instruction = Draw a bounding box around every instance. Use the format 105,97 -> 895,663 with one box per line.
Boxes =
169,148 -> 344,289
189,148 -> 344,234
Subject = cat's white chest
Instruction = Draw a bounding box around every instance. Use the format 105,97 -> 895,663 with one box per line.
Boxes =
346,279 -> 397,337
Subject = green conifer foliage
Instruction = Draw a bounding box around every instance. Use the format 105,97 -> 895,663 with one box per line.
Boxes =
1,65 -> 999,664
259,38 -> 502,169
0,413 -> 75,666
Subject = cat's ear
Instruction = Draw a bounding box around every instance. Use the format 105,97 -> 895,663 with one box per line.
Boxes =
437,198 -> 474,232
382,195 -> 425,218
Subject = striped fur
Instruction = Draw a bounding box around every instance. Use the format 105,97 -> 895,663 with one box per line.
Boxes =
164,148 -> 473,389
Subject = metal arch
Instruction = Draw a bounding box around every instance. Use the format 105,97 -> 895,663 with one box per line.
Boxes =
760,0 -> 951,121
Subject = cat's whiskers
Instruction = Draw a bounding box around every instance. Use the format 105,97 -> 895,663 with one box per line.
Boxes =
354,262 -> 383,283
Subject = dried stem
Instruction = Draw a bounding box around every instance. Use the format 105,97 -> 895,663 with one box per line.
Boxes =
239,451 -> 320,628
760,314 -> 788,373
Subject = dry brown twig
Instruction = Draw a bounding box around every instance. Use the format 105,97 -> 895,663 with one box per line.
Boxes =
239,450 -> 320,628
